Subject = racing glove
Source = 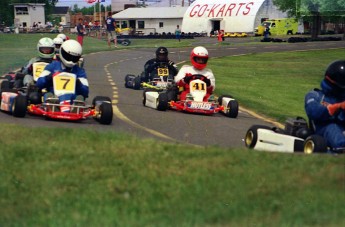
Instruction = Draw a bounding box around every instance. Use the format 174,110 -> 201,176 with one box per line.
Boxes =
327,101 -> 345,116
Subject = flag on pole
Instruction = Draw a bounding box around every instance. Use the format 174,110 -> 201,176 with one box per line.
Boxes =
99,0 -> 105,2
86,0 -> 97,4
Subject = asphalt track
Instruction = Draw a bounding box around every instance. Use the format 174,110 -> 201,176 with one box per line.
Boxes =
1,37 -> 344,148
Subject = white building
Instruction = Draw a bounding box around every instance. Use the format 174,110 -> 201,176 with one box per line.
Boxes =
112,0 -> 289,36
12,3 -> 46,28
111,0 -> 193,12
113,7 -> 188,35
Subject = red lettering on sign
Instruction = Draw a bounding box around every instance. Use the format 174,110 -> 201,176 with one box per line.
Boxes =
198,4 -> 208,17
190,4 -> 200,17
208,4 -> 221,17
216,4 -> 226,17
236,3 -> 245,16
225,3 -> 236,17
189,2 -> 255,18
243,2 -> 253,15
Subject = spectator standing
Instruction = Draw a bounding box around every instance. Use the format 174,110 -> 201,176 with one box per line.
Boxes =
217,29 -> 224,45
76,18 -> 85,46
264,24 -> 270,39
105,12 -> 117,48
175,25 -> 181,42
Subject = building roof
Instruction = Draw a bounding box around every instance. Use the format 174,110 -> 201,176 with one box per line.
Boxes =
52,6 -> 70,15
113,7 -> 188,19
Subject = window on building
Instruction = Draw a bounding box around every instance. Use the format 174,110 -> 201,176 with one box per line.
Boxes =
120,21 -> 128,29
159,22 -> 163,28
15,7 -> 29,15
138,21 -> 145,29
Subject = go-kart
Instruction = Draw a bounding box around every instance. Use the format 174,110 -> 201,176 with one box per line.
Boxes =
1,72 -> 113,125
244,117 -> 344,154
143,74 -> 239,118
125,62 -> 176,90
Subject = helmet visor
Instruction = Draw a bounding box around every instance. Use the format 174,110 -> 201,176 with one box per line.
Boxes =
39,47 -> 55,55
61,48 -> 81,63
194,56 -> 208,64
157,53 -> 167,61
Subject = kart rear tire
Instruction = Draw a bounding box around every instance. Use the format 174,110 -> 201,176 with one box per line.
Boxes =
303,135 -> 327,154
245,125 -> 272,148
157,93 -> 168,111
12,95 -> 27,118
226,100 -> 239,118
120,39 -> 131,46
125,74 -> 135,88
28,91 -> 42,104
166,86 -> 178,101
133,76 -> 141,90
92,96 -> 112,107
98,102 -> 113,125
1,80 -> 11,90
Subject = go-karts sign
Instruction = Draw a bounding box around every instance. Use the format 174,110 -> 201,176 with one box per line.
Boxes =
182,0 -> 265,33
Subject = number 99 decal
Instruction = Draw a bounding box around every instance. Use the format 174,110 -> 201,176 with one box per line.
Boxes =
157,67 -> 169,77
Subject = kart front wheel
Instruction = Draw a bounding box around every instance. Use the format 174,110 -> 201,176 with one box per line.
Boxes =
98,102 -> 113,125
303,135 -> 327,154
92,96 -> 112,107
245,125 -> 272,148
226,100 -> 239,118
12,95 -> 27,118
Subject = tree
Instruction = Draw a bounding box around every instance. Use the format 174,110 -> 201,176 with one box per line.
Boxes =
273,0 -> 345,38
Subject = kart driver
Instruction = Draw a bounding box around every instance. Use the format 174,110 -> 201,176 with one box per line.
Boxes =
36,39 -> 89,111
53,37 -> 64,61
15,37 -> 55,88
142,46 -> 178,82
305,60 -> 345,149
174,46 -> 215,101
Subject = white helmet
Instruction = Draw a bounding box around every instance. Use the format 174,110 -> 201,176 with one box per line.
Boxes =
57,33 -> 67,42
37,37 -> 55,59
53,37 -> 63,52
59,39 -> 82,68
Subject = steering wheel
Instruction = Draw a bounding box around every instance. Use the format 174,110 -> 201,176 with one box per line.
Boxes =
183,74 -> 211,87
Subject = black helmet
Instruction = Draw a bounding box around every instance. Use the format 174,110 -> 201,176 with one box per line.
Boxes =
325,60 -> 345,89
156,46 -> 168,61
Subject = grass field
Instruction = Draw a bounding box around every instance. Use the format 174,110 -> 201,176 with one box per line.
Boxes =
0,33 -> 344,226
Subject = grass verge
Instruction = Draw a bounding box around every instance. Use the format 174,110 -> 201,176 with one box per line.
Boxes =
0,34 -> 344,226
0,125 -> 344,226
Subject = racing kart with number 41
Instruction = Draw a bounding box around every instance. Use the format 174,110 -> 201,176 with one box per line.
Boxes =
143,74 -> 239,118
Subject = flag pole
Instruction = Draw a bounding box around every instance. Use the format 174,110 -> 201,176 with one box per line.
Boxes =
99,1 -> 102,27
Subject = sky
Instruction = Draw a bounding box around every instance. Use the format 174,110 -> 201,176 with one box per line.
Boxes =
56,0 -> 111,8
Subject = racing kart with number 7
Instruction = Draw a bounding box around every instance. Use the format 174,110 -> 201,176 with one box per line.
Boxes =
1,72 -> 113,125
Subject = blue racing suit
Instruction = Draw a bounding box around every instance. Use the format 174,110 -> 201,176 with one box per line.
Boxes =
36,60 -> 89,102
305,80 -> 345,148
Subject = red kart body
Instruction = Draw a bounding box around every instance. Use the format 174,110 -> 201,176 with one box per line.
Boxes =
27,103 -> 96,121
169,100 -> 225,115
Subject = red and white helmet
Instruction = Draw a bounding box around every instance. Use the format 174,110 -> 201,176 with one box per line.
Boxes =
190,46 -> 208,70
